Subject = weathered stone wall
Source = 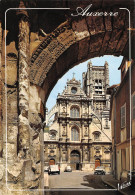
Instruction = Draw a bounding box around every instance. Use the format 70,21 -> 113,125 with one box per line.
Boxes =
0,6 -> 45,195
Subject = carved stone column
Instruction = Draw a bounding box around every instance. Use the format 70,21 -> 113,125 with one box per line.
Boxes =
89,62 -> 93,98
18,15 -> 30,157
60,145 -> 62,163
88,146 -> 91,162
67,145 -> 70,163
59,122 -> 63,141
104,61 -> 109,92
81,122 -> 85,141
88,121 -> 91,142
66,121 -> 70,141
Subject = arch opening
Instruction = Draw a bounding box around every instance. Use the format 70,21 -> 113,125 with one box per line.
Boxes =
70,150 -> 81,170
95,158 -> 101,169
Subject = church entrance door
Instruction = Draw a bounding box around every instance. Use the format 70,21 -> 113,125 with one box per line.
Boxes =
49,159 -> 55,165
95,158 -> 101,168
70,150 -> 80,170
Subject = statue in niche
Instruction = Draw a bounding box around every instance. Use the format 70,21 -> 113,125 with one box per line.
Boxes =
85,152 -> 88,161
62,127 -> 66,135
85,127 -> 88,135
63,107 -> 66,112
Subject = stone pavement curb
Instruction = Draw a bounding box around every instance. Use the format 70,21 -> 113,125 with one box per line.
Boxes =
102,176 -> 128,195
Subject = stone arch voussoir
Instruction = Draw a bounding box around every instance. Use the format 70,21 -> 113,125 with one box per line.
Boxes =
30,11 -> 130,100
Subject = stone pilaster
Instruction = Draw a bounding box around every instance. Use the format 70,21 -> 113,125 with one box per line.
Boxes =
89,61 -> 93,98
66,121 -> 70,141
60,145 -> 62,163
18,15 -> 30,157
87,62 -> 90,96
104,61 -> 109,91
67,145 -> 70,163
88,122 -> 91,140
81,146 -> 83,163
89,146 -> 91,162
81,122 -> 84,141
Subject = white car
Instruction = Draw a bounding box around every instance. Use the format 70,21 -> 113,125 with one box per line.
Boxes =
48,165 -> 60,175
94,166 -> 106,175
65,166 -> 72,172
44,166 -> 49,172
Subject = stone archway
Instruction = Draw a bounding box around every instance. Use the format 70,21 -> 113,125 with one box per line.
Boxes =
29,7 -> 134,102
0,0 -> 135,194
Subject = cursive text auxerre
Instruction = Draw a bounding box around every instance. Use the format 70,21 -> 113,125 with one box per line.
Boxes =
71,4 -> 118,17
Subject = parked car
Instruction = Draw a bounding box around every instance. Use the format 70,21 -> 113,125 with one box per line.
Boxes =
94,166 -> 106,175
127,169 -> 135,180
48,165 -> 60,175
65,166 -> 72,172
44,166 -> 49,172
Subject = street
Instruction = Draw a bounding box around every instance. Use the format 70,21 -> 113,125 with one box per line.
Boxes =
46,171 -> 121,195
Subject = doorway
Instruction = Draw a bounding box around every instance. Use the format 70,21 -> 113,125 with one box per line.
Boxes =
95,158 -> 101,168
49,159 -> 55,165
70,150 -> 80,170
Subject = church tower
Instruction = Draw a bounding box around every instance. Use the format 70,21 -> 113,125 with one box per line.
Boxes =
82,61 -> 110,112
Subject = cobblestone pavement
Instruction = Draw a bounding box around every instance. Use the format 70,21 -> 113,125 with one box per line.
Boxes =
46,171 -> 121,195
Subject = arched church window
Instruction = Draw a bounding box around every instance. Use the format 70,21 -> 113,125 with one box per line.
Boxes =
71,127 -> 79,141
70,107 -> 79,118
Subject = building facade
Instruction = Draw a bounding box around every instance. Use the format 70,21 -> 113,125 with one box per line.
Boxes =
44,61 -> 112,171
108,58 -> 135,180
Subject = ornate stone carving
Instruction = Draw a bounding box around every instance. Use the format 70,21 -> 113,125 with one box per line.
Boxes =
18,17 -> 30,157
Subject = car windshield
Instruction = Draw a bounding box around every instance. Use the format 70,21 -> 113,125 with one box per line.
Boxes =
96,166 -> 104,169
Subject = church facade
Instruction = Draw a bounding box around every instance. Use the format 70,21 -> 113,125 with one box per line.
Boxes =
44,61 -> 112,172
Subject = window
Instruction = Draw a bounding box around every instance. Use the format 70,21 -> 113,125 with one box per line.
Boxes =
71,87 -> 77,94
132,93 -> 135,120
93,131 -> 101,141
49,130 -> 57,140
71,127 -> 79,141
50,133 -> 56,140
99,80 -> 102,85
70,107 -> 79,118
95,79 -> 98,84
94,133 -> 100,141
104,118 -> 109,129
121,104 -> 126,128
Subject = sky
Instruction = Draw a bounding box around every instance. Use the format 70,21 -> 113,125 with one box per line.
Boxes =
46,55 -> 123,111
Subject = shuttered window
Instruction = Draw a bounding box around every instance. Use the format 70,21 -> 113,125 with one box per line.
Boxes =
121,104 -> 126,128
132,94 -> 135,120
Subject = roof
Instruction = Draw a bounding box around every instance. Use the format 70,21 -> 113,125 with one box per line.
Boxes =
107,84 -> 120,95
67,77 -> 81,85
